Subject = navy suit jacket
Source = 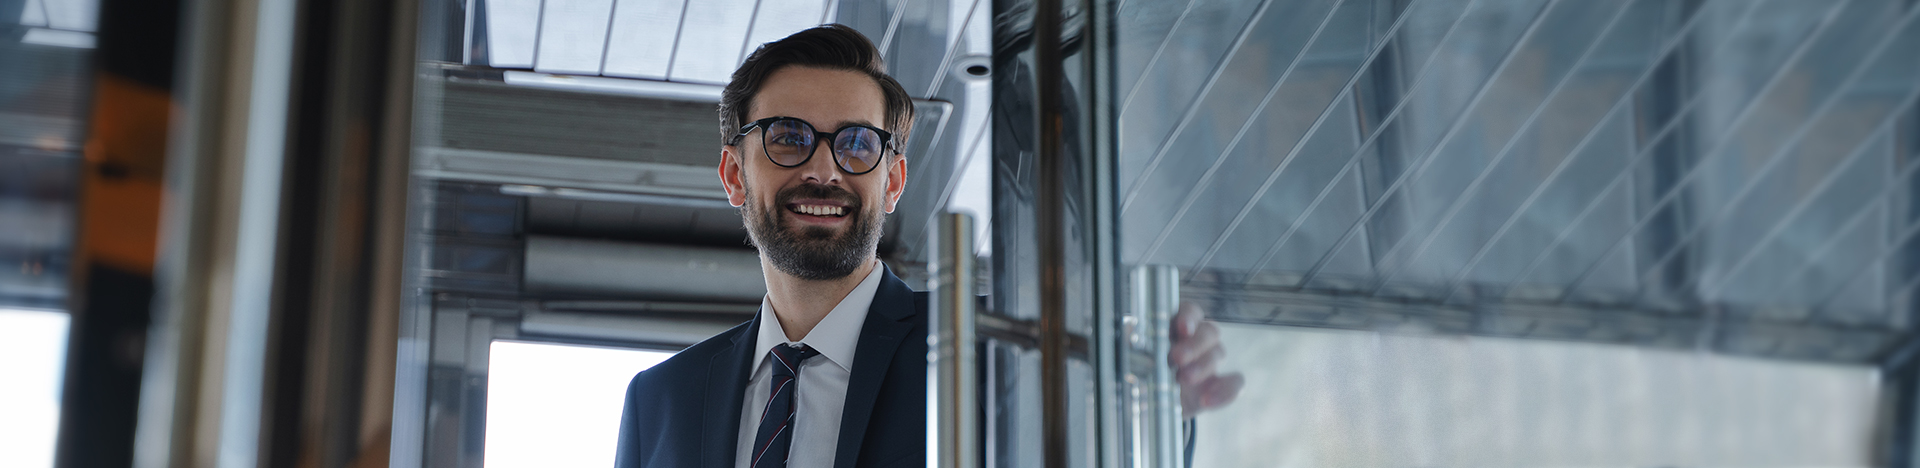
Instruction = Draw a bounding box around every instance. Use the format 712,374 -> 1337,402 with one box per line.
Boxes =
615,266 -> 928,468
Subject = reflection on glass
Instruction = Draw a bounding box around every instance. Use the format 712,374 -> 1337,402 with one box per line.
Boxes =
1104,0 -> 1920,465
483,341 -> 674,468
0,308 -> 70,468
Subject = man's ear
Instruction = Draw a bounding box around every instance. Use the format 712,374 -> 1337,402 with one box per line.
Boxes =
882,153 -> 907,214
719,146 -> 747,207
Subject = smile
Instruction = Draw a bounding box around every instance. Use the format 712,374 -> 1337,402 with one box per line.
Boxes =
788,204 -> 848,217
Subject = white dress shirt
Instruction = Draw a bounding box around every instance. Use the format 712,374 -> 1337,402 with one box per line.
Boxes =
734,264 -> 885,468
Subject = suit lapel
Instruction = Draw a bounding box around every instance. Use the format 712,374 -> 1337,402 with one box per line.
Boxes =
701,314 -> 758,468
832,266 -> 919,468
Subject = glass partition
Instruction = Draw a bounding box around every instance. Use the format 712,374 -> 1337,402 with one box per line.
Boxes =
1096,0 -> 1920,465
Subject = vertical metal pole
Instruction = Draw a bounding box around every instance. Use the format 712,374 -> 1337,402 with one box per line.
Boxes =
1087,0 -> 1123,465
1125,265 -> 1180,468
1031,0 -> 1070,465
929,212 -> 979,468
132,0 -> 300,465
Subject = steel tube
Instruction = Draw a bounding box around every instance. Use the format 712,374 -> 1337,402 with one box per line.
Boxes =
929,212 -> 979,468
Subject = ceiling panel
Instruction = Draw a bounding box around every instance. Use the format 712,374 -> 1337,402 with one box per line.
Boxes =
601,0 -> 687,80
485,0 -> 541,68
482,0 -> 835,85
533,0 -> 616,75
666,0 -> 758,84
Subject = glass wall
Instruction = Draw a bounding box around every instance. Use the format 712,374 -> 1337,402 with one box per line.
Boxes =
1101,0 -> 1919,465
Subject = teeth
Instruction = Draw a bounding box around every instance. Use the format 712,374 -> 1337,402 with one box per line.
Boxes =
792,204 -> 845,217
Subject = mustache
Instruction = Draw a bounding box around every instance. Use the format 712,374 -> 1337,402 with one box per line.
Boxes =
773,183 -> 862,210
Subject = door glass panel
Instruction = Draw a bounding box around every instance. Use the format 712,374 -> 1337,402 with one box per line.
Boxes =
1101,0 -> 1920,465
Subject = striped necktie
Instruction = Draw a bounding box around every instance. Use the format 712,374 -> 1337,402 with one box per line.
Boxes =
751,343 -> 819,468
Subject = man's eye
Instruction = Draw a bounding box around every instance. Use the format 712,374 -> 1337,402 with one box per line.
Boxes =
771,135 -> 808,146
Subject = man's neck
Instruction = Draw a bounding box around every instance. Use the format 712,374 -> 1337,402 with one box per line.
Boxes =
764,257 -> 877,342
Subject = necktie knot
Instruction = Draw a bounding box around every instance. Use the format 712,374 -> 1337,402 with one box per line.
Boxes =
769,343 -> 818,379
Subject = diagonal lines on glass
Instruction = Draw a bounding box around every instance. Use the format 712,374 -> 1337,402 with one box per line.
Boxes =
877,0 -> 919,56
1286,0 -> 1566,288
1355,0 -> 1641,296
1128,0 -> 1345,265
923,0 -> 988,98
1113,0 -> 1203,134
1768,170 -> 1901,318
1177,0 -> 1439,277
1536,0 -> 1863,305
1810,137 -> 1920,317
1111,0 -> 1920,360
1483,0 -> 1848,304
1428,0 -> 1766,305
1116,0 -> 1281,216
1646,9 -> 1920,312
1234,0 -> 1533,285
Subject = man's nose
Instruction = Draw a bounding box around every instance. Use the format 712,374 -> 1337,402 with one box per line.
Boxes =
796,140 -> 842,184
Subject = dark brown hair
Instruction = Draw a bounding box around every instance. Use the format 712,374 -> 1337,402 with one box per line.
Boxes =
719,24 -> 914,153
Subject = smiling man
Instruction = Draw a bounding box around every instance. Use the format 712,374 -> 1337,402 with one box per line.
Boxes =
615,25 -> 923,468
614,24 -> 1238,468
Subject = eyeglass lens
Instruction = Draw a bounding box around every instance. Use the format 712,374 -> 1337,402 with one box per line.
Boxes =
763,119 -> 884,174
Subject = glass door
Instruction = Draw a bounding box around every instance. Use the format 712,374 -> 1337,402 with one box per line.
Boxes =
980,0 -> 1920,466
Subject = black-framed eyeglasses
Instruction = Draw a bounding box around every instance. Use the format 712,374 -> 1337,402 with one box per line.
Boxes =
732,116 -> 897,175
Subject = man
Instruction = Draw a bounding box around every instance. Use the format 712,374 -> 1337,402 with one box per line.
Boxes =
615,24 -> 1239,468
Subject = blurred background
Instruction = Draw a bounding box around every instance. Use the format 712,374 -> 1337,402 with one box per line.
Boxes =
1,0 -> 1916,467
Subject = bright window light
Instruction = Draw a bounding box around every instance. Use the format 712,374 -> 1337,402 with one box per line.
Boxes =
0,308 -> 70,468
484,340 -> 675,468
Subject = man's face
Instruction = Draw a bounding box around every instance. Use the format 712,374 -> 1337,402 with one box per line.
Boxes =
719,66 -> 908,281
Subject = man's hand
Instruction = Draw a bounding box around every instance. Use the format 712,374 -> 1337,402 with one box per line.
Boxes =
1168,301 -> 1244,418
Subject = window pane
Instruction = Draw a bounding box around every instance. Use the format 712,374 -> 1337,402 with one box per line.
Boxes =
0,308 -> 70,468
1097,0 -> 1918,466
483,340 -> 674,468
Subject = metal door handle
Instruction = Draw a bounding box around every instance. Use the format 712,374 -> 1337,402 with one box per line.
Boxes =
929,212 -> 978,468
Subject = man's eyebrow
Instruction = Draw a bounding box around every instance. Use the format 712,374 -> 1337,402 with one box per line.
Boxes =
828,119 -> 882,130
764,116 -> 885,131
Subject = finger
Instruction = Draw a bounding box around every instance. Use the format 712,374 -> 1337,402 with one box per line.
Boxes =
1181,372 -> 1246,418
1174,346 -> 1223,390
1168,320 -> 1220,367
1173,301 -> 1203,337
1198,373 -> 1245,410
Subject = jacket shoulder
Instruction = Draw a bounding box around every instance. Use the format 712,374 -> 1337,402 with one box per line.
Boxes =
617,319 -> 751,468
627,320 -> 750,395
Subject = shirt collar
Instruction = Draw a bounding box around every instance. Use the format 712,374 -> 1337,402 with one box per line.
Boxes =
751,262 -> 886,373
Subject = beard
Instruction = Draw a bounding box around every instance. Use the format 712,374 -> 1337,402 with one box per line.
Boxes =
742,182 -> 885,281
